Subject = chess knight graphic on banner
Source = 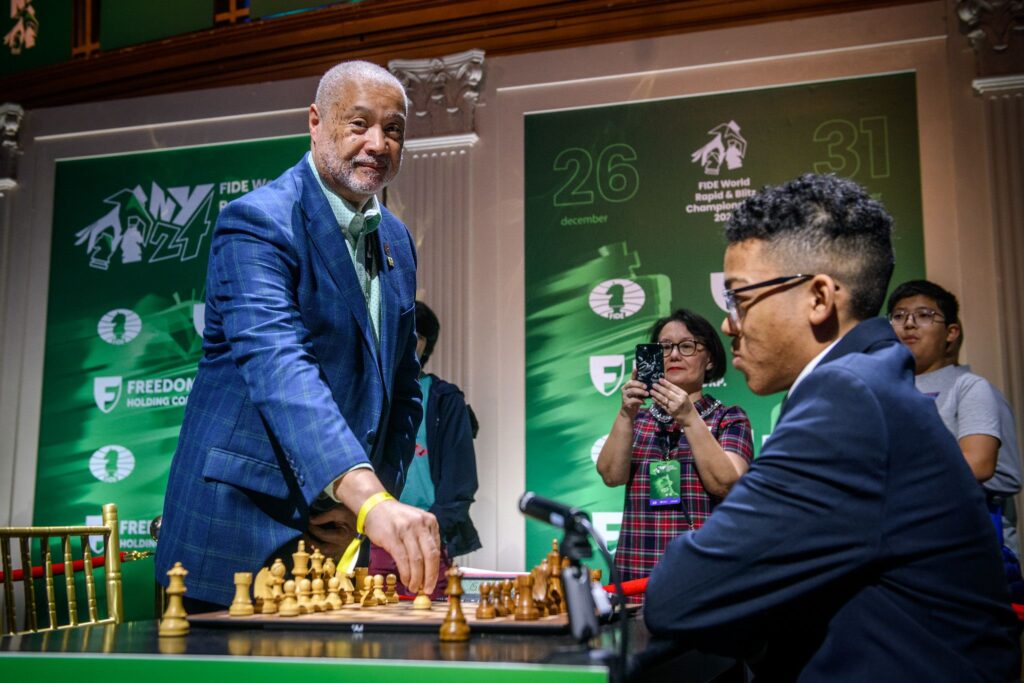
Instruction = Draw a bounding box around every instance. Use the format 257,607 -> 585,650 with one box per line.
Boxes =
74,182 -> 215,271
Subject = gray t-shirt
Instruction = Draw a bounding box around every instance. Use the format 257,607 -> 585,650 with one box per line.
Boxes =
915,364 -> 1021,497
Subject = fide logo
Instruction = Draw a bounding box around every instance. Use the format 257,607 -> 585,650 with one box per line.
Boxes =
588,279 -> 645,320
88,445 -> 135,483
97,308 -> 142,345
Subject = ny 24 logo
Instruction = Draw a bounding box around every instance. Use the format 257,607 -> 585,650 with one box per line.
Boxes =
74,182 -> 215,271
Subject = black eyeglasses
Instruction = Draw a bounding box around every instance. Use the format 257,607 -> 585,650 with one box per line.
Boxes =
723,274 -> 813,328
657,340 -> 706,357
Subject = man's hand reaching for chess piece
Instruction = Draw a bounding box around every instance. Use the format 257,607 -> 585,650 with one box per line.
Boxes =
330,467 -> 441,596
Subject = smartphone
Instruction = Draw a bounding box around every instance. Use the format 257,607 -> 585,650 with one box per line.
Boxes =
635,343 -> 665,391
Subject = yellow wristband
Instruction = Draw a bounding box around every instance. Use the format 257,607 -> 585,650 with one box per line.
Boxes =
356,491 -> 394,534
339,491 -> 395,575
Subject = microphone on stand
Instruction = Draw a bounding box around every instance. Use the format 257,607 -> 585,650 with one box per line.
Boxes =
518,491 -> 589,530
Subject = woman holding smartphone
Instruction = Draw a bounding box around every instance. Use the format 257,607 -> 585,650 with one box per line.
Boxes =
596,308 -> 753,583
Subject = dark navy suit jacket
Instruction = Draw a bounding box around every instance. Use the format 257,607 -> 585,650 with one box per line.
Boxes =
645,318 -> 1019,682
155,155 -> 421,605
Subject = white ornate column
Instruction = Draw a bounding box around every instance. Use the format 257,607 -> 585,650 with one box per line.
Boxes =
0,103 -> 24,362
387,50 -> 484,388
0,103 -> 24,525
957,1 -> 1024,546
957,1 -> 1024,426
973,75 -> 1024,420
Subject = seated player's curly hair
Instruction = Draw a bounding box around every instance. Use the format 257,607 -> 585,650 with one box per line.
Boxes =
725,173 -> 894,320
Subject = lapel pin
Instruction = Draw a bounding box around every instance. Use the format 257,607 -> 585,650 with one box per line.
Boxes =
384,242 -> 395,268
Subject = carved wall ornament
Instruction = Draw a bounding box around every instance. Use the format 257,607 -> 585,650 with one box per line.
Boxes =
0,102 -> 24,191
956,0 -> 1024,77
390,50 -> 485,139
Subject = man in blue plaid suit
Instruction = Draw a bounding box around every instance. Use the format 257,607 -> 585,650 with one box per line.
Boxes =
155,61 -> 439,607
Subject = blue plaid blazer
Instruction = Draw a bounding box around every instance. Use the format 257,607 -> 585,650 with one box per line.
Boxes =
155,155 -> 422,605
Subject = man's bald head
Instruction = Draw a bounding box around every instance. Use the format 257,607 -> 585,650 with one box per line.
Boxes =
315,61 -> 409,117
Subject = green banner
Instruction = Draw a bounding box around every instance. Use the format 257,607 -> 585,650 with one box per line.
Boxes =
36,135 -> 309,621
523,73 -> 925,570
1,0 -> 71,75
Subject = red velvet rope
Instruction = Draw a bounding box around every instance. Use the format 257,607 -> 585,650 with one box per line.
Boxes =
0,552 -> 143,582
602,577 -> 647,596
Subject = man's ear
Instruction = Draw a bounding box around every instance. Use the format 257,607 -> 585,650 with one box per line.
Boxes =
308,103 -> 321,140
807,274 -> 839,327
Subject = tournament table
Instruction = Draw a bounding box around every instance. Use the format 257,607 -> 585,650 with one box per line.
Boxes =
0,614 -> 739,682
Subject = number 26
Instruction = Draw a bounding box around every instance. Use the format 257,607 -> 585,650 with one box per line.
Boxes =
553,144 -> 640,206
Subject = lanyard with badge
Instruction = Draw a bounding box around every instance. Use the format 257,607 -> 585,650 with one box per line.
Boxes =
648,399 -> 721,510
649,428 -> 682,507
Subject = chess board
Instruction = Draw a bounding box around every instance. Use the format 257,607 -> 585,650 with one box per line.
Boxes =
190,601 -> 570,635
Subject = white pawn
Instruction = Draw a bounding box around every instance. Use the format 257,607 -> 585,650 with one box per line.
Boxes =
325,576 -> 343,611
312,576 -> 327,612
279,579 -> 299,617
372,574 -> 388,605
298,578 -> 315,614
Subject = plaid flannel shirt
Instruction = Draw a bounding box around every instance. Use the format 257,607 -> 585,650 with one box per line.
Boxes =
613,395 -> 754,583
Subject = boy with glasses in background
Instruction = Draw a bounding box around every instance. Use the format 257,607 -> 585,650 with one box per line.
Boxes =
888,280 -> 1022,589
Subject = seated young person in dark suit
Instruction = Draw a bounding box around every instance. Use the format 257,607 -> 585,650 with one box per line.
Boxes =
644,174 -> 1019,682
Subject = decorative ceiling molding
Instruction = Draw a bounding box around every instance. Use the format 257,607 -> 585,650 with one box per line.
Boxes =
1,0 -> 925,110
404,133 -> 480,153
956,0 -> 1024,78
973,73 -> 1024,94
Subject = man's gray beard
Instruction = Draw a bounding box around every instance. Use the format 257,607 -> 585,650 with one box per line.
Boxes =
319,149 -> 400,198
